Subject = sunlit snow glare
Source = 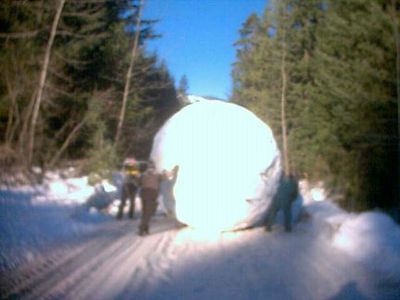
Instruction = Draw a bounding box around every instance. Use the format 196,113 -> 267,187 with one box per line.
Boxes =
151,100 -> 282,231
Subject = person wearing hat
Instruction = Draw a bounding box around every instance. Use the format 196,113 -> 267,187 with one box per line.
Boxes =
138,161 -> 163,235
117,158 -> 140,220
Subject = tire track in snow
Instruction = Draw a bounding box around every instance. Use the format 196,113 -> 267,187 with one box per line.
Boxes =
1,217 -> 180,299
63,231 -> 144,299
1,217 -> 399,299
1,221 -> 137,299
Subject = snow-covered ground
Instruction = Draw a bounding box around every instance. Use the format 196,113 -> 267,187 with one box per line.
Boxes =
1,171 -> 399,298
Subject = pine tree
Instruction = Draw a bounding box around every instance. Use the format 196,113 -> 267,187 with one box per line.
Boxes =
312,0 -> 398,209
177,74 -> 188,105
232,1 -> 323,177
0,0 -> 179,176
178,75 -> 188,95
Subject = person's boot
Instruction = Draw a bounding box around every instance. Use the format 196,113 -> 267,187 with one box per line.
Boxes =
138,229 -> 148,236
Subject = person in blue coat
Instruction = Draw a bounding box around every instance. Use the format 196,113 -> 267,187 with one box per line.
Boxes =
263,172 -> 299,232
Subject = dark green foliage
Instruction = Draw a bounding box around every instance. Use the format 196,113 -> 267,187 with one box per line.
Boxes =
178,75 -> 188,95
232,0 -> 398,211
311,0 -> 398,209
0,0 -> 179,176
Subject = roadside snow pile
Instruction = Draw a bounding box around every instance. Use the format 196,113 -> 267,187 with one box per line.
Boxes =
37,174 -> 94,205
302,181 -> 400,278
151,100 -> 282,231
0,170 -> 117,269
333,212 -> 400,278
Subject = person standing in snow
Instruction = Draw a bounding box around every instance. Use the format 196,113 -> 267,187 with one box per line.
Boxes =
160,165 -> 179,217
138,161 -> 163,236
263,172 -> 299,232
117,158 -> 140,220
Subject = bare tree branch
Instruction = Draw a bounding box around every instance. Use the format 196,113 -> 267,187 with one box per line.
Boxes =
28,0 -> 66,167
48,116 -> 88,168
54,50 -> 92,67
0,31 -> 40,39
115,0 -> 145,144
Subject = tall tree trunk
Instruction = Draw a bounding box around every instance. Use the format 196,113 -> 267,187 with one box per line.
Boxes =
18,90 -> 36,161
391,0 -> 400,203
5,76 -> 19,146
27,0 -> 65,168
280,28 -> 290,177
115,0 -> 145,145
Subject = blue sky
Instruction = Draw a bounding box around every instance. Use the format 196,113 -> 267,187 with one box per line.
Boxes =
142,0 -> 266,100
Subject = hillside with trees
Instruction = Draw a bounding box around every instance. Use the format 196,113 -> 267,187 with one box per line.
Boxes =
232,0 -> 399,212
0,0 -> 179,181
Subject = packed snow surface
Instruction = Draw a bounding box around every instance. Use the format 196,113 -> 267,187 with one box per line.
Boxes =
151,100 -> 282,231
1,174 -> 400,299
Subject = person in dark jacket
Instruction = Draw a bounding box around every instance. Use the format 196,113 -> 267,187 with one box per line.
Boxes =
117,158 -> 140,220
138,162 -> 163,235
263,172 -> 299,232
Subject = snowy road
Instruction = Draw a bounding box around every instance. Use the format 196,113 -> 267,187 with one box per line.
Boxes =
1,216 -> 399,300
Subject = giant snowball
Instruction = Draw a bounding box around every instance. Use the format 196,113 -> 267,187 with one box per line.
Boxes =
151,100 -> 282,231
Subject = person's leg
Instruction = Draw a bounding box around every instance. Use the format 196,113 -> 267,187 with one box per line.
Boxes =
117,184 -> 128,219
139,189 -> 157,235
139,189 -> 151,234
128,185 -> 136,219
283,202 -> 292,232
139,197 -> 148,234
150,198 -> 158,216
264,201 -> 279,231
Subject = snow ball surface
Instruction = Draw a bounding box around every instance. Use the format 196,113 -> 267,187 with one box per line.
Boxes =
151,100 -> 282,231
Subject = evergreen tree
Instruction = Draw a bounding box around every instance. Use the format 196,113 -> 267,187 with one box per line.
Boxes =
231,0 -> 399,210
177,74 -> 188,105
232,1 -> 323,176
0,0 -> 179,177
312,0 -> 398,210
178,75 -> 188,95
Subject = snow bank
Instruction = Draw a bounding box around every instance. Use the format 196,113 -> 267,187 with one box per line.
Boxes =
0,169 -> 119,269
333,211 -> 400,278
302,181 -> 400,278
151,100 -> 282,231
31,174 -> 94,206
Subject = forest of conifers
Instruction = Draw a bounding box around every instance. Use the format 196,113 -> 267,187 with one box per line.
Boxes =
0,0 -> 179,179
0,0 -> 398,212
232,0 -> 399,212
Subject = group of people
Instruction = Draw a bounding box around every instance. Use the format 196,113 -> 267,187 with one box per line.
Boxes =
117,157 -> 177,236
118,156 -> 299,235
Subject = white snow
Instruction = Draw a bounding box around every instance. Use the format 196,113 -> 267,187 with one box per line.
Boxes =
332,212 -> 400,277
186,94 -> 213,103
300,180 -> 400,278
1,168 -> 400,297
151,100 -> 282,231
0,172 -> 115,269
